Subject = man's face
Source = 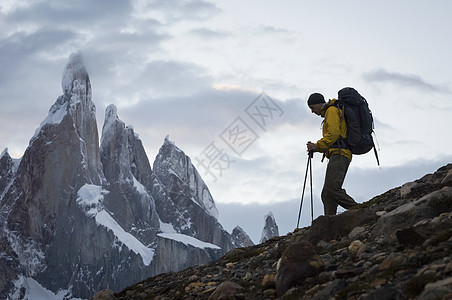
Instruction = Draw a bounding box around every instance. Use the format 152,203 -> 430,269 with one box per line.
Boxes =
309,104 -> 323,116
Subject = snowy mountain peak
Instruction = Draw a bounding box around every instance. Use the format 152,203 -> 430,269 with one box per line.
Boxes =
265,211 -> 275,220
163,135 -> 176,147
231,226 -> 254,248
260,211 -> 279,243
62,52 -> 89,96
34,52 -> 98,146
154,138 -> 219,220
105,103 -> 118,120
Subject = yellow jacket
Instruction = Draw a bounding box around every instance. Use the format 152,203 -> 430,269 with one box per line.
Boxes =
315,99 -> 352,160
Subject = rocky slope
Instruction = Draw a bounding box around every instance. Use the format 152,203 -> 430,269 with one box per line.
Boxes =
95,163 -> 452,299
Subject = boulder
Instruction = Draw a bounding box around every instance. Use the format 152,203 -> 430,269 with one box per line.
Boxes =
275,240 -> 324,297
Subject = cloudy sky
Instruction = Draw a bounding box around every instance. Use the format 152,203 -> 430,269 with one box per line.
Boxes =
1,0 -> 451,243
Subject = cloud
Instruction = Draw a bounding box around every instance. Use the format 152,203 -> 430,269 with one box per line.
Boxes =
255,25 -> 291,34
188,28 -> 230,39
139,0 -> 221,23
110,88 -> 315,152
116,88 -> 261,143
281,97 -> 314,126
5,0 -> 133,28
0,29 -> 77,82
134,60 -> 214,97
363,68 -> 449,93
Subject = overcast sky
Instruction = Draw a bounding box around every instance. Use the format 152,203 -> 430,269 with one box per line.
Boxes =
1,1 -> 451,243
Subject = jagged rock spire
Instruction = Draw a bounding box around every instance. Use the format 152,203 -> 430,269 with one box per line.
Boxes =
231,226 -> 254,248
154,136 -> 219,220
62,52 -> 90,96
62,52 -> 103,184
260,211 -> 279,243
100,104 -> 133,184
0,148 -> 15,197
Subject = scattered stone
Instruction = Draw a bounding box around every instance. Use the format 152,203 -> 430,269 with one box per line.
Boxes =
424,277 -> 452,290
262,288 -> 277,298
400,182 -> 417,197
348,240 -> 364,253
208,281 -> 244,300
418,287 -> 450,300
370,278 -> 387,287
348,226 -> 366,239
185,282 -> 205,293
334,268 -> 363,278
312,279 -> 346,299
317,240 -> 331,250
378,254 -> 406,271
262,274 -> 276,290
445,262 -> 452,273
396,227 -> 426,246
442,293 -> 452,300
363,287 -> 396,300
91,289 -> 115,300
442,169 -> 452,186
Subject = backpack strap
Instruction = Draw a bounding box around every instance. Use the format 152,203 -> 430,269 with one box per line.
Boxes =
325,103 -> 348,157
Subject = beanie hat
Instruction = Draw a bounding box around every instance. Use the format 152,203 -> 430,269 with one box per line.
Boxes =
307,93 -> 325,106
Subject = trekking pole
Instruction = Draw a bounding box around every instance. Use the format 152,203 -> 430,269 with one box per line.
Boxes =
296,150 -> 314,229
309,150 -> 313,222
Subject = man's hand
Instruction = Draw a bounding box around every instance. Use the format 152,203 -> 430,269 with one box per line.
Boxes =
306,141 -> 317,152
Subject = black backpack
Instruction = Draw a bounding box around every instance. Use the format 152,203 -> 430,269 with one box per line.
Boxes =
334,87 -> 379,165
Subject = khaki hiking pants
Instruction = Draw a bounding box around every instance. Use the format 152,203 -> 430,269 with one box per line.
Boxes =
322,154 -> 357,215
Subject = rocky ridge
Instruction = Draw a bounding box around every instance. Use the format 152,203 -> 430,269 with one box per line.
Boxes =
95,163 -> 452,299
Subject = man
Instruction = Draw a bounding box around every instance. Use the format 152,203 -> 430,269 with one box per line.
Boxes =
306,92 -> 357,215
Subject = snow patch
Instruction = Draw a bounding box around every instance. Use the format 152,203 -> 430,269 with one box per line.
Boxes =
5,230 -> 45,277
133,177 -> 147,195
42,101 -> 68,126
76,184 -> 108,217
201,188 -> 218,220
76,184 -> 154,266
158,233 -> 221,250
159,220 -> 177,233
32,100 -> 69,140
10,276 -> 83,300
96,210 -> 155,266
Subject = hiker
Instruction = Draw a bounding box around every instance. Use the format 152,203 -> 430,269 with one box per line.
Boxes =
306,92 -> 357,215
